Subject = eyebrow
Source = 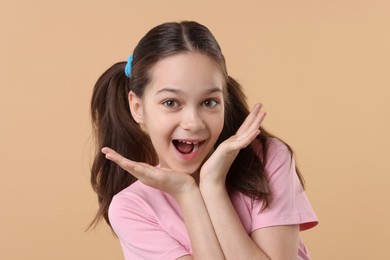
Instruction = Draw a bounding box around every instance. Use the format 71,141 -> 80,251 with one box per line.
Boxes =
155,87 -> 223,96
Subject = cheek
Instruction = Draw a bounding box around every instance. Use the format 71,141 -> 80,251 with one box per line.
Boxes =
144,113 -> 175,141
209,112 -> 225,137
142,105 -> 167,132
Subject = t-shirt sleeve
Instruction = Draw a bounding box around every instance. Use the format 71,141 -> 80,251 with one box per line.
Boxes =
109,192 -> 191,260
251,139 -> 318,232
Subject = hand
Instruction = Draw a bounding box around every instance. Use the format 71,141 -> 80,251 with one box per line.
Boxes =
102,148 -> 196,197
200,103 -> 266,185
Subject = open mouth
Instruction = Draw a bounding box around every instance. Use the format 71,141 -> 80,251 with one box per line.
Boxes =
172,140 -> 204,154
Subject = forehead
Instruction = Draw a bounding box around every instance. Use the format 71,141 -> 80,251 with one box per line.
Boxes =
145,52 -> 225,96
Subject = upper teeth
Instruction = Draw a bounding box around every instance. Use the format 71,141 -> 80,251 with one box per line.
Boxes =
178,140 -> 199,145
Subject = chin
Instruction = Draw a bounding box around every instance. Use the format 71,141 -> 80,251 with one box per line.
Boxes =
174,163 -> 202,175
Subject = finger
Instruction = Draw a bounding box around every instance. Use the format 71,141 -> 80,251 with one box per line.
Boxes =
101,147 -> 171,188
101,146 -> 114,155
236,103 -> 263,135
246,110 -> 266,134
223,129 -> 259,154
237,104 -> 266,136
102,147 -> 137,170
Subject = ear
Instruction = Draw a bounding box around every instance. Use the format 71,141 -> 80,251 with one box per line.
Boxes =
128,91 -> 144,124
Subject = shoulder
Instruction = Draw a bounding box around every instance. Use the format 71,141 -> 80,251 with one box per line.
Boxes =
253,137 -> 291,162
258,138 -> 294,179
109,181 -> 169,213
108,181 -> 179,238
250,139 -> 319,231
112,180 -> 162,202
109,181 -> 164,224
265,137 -> 291,159
108,182 -> 193,259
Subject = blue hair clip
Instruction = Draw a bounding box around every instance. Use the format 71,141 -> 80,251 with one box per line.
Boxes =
125,54 -> 133,77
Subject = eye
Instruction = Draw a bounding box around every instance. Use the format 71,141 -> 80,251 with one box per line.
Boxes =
202,99 -> 218,108
162,99 -> 180,108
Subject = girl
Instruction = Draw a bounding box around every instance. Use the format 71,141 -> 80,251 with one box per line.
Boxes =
90,21 -> 318,259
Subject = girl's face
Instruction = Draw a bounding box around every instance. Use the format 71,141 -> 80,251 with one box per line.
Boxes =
129,52 -> 225,175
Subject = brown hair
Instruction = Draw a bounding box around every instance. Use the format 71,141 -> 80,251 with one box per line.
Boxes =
89,21 -> 304,228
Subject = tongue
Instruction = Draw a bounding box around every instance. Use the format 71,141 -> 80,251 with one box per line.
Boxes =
176,142 -> 194,154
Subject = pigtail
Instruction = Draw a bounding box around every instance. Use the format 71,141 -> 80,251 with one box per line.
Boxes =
220,76 -> 270,207
89,62 -> 157,228
88,21 -> 306,228
222,76 -> 305,208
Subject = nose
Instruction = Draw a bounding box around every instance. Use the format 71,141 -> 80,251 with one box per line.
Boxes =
180,108 -> 206,132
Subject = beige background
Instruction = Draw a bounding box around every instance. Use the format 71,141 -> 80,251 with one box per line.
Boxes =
1,0 -> 389,259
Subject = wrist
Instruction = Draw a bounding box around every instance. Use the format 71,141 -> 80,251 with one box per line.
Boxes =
199,179 -> 226,194
174,181 -> 200,203
199,169 -> 227,187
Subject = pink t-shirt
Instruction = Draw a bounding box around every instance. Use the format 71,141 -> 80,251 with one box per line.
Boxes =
109,138 -> 318,259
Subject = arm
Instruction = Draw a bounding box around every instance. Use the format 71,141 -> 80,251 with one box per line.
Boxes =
251,225 -> 299,260
200,182 -> 271,259
103,149 -> 225,260
200,182 -> 299,260
175,185 -> 225,260
199,104 -> 300,259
